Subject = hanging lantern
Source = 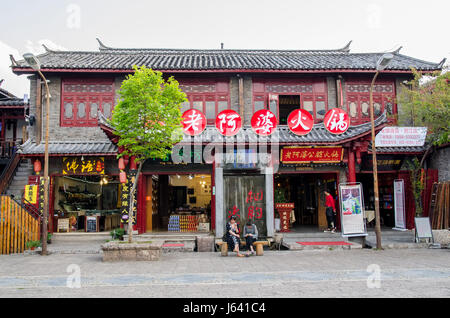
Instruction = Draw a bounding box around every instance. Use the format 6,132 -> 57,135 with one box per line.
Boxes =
123,155 -> 129,167
119,170 -> 127,184
34,159 -> 41,174
118,157 -> 125,170
129,156 -> 137,170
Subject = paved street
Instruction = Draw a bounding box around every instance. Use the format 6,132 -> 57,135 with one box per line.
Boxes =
0,249 -> 449,297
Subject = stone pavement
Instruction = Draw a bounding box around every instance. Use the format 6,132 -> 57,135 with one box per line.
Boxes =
0,248 -> 449,297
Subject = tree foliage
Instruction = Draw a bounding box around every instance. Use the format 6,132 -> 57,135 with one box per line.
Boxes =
110,66 -> 186,241
111,65 -> 186,162
398,68 -> 450,146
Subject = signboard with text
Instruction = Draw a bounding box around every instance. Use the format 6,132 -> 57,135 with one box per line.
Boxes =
281,146 -> 343,164
375,127 -> 427,147
62,157 -> 105,175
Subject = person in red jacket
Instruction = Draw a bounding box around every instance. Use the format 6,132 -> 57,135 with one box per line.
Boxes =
324,190 -> 337,233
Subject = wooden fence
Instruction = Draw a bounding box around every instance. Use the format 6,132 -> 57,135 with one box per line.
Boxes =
0,195 -> 41,255
429,182 -> 450,230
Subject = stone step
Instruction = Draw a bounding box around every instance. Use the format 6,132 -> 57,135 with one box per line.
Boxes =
283,240 -> 362,250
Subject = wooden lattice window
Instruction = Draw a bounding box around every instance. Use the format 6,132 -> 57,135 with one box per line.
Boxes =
61,79 -> 115,127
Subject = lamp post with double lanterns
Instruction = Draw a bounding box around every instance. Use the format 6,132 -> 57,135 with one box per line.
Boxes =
370,52 -> 394,250
23,53 -> 50,256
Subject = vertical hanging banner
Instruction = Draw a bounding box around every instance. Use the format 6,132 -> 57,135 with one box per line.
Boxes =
38,177 -> 45,217
120,171 -> 137,225
24,185 -> 38,204
393,179 -> 406,230
339,183 -> 367,236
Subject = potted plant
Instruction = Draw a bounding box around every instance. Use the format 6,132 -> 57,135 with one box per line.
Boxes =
110,228 -> 125,241
47,233 -> 53,244
26,240 -> 41,251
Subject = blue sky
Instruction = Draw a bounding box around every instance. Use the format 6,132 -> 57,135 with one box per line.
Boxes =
1,0 -> 448,96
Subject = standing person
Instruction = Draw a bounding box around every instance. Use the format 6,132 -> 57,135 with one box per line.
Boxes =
324,189 -> 337,233
226,216 -> 245,257
243,219 -> 258,255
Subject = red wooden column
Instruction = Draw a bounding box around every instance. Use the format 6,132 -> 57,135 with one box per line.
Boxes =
347,147 -> 356,183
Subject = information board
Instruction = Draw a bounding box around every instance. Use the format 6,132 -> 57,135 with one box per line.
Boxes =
393,179 -> 406,230
339,183 -> 367,237
414,217 -> 434,243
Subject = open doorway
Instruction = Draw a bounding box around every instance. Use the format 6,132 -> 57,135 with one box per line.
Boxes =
278,95 -> 300,125
275,173 -> 338,232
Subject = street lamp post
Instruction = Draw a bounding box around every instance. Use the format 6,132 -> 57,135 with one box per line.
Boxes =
23,53 -> 50,256
370,53 -> 394,250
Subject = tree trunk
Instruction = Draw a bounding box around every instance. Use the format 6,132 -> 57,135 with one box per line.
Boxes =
127,161 -> 143,243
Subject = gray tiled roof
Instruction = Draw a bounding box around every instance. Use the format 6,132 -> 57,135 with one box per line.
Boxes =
18,139 -> 117,155
370,144 -> 427,154
0,98 -> 27,106
11,41 -> 443,72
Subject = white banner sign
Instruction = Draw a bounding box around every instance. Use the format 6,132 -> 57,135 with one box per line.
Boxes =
339,183 -> 366,236
375,127 -> 427,147
393,179 -> 406,230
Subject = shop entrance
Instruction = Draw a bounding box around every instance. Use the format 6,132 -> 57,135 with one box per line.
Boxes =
144,174 -> 212,232
275,173 -> 338,231
52,175 -> 122,233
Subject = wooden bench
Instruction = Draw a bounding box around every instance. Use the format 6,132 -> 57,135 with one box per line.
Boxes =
217,240 -> 270,256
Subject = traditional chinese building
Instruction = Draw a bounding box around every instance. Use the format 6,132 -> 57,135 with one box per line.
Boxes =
9,40 -> 445,237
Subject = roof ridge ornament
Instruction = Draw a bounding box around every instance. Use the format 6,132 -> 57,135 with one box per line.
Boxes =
96,38 -> 111,50
392,46 -> 403,55
339,40 -> 352,53
437,58 -> 447,69
42,44 -> 56,53
9,54 -> 18,66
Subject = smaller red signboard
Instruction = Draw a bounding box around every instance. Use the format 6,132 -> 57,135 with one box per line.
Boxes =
215,109 -> 242,136
287,109 -> 314,135
182,109 -> 206,136
251,109 -> 277,136
281,147 -> 343,163
324,108 -> 350,134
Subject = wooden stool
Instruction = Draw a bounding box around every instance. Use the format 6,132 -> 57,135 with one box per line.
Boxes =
253,241 -> 269,256
217,242 -> 228,256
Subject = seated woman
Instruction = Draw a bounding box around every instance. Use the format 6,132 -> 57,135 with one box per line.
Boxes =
243,219 -> 258,255
226,216 -> 245,257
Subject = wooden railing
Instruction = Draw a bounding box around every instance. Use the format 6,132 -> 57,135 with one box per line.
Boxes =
0,195 -> 41,254
0,152 -> 21,194
0,139 -> 22,159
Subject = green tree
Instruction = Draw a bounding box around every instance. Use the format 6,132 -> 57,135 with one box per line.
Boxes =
110,65 -> 186,241
398,67 -> 449,215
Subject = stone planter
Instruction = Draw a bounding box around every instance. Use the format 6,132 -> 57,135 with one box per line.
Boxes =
101,241 -> 163,262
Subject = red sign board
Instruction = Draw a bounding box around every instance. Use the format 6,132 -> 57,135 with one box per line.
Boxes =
251,109 -> 277,136
287,109 -> 314,135
281,147 -> 344,163
324,108 -> 350,134
215,109 -> 242,136
182,109 -> 206,136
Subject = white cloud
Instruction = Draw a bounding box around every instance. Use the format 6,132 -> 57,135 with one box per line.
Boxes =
0,41 -> 29,98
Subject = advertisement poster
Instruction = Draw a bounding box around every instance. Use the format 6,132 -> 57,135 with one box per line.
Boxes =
393,179 -> 406,230
339,183 -> 366,236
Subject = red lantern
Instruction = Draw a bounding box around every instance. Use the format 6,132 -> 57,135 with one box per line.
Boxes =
181,109 -> 206,136
324,108 -> 350,134
287,109 -> 314,136
34,159 -> 41,174
118,157 -> 125,170
119,171 -> 127,184
215,109 -> 242,136
129,156 -> 137,170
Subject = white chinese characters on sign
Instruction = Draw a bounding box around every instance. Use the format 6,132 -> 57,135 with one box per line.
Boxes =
251,109 -> 277,136
324,108 -> 350,134
216,110 -> 242,136
181,109 -> 206,136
